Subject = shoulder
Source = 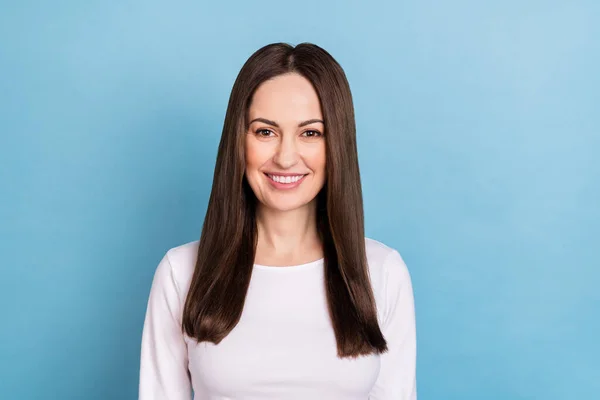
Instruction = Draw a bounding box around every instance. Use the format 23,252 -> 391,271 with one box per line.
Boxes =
153,237 -> 410,305
159,239 -> 199,298
364,236 -> 410,280
364,237 -> 413,318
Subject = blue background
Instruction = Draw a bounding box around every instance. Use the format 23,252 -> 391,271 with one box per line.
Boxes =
1,1 -> 598,399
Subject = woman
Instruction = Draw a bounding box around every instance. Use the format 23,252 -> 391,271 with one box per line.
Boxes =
139,42 -> 417,400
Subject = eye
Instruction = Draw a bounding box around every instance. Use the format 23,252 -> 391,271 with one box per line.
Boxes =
302,130 -> 323,138
255,128 -> 275,137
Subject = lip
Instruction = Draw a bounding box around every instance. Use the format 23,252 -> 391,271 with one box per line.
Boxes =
264,172 -> 308,190
263,171 -> 309,176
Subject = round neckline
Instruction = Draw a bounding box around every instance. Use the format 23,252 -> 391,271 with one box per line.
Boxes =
253,257 -> 324,271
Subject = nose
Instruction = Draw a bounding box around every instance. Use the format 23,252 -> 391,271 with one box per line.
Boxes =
272,136 -> 299,169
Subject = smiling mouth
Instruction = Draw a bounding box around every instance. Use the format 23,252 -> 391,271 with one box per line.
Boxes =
263,173 -> 308,184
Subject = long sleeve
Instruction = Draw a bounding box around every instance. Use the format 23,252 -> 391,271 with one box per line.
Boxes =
369,249 -> 417,400
139,251 -> 192,400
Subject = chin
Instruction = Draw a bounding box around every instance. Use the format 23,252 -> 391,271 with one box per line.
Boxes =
262,198 -> 314,212
266,203 -> 308,213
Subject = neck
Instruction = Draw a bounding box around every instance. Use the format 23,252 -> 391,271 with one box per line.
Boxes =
254,199 -> 322,262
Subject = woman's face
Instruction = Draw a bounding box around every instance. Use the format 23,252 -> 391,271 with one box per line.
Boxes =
245,72 -> 326,212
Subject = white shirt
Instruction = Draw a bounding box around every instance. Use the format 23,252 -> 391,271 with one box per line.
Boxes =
139,237 -> 417,400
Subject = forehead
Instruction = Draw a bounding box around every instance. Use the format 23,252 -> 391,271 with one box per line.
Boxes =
248,73 -> 323,121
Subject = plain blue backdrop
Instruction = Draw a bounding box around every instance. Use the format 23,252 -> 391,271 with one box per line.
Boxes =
1,1 -> 598,399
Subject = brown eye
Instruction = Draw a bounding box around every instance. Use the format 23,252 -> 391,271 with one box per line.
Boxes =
256,129 -> 274,137
302,130 -> 322,138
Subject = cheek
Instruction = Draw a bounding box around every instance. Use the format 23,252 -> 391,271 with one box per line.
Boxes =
245,139 -> 264,170
307,144 -> 326,174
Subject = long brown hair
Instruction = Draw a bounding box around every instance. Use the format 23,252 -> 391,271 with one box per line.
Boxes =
182,42 -> 388,358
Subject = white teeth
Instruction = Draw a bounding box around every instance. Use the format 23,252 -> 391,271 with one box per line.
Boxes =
268,174 -> 304,183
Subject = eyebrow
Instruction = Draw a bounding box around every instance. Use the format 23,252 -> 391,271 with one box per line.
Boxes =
249,117 -> 324,128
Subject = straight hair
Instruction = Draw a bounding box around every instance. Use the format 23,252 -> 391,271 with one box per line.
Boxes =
182,42 -> 388,358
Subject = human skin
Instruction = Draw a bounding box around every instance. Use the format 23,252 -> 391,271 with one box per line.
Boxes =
244,72 -> 327,265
